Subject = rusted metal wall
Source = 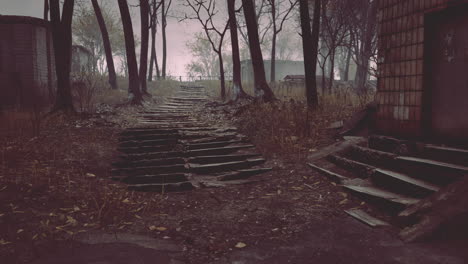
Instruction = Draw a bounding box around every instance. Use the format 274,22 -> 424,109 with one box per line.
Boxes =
376,0 -> 468,139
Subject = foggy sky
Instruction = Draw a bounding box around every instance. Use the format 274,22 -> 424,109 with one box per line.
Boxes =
0,0 -> 201,76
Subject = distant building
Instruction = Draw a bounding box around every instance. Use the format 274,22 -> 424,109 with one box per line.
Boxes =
375,0 -> 468,141
71,45 -> 93,74
0,15 -> 55,107
241,60 -> 305,82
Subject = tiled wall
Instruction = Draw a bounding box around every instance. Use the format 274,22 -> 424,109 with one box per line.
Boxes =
375,0 -> 467,137
0,18 -> 54,107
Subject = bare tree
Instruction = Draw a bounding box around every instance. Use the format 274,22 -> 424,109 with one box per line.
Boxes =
91,0 -> 118,90
237,0 -> 272,52
299,0 -> 319,108
148,0 -> 163,81
50,0 -> 75,112
227,0 -> 250,101
241,0 -> 275,102
266,0 -> 298,82
184,0 -> 230,101
161,0 -> 172,79
318,0 -> 350,92
117,0 -> 143,104
139,0 -> 150,94
348,0 -> 378,93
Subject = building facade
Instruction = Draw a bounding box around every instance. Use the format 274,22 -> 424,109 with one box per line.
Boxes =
376,0 -> 468,141
0,16 -> 55,107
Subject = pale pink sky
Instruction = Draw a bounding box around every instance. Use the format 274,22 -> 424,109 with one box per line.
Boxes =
0,0 -> 201,76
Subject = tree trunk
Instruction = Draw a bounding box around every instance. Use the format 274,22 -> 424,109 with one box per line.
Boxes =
270,2 -> 277,83
227,0 -> 248,100
139,0 -> 150,94
148,18 -> 156,82
299,0 -> 319,108
118,0 -> 142,104
44,0 -> 49,20
161,0 -> 168,79
91,0 -> 118,90
218,52 -> 226,101
328,49 -> 335,92
343,47 -> 351,81
50,0 -> 75,113
355,0 -> 378,94
241,0 -> 275,102
270,30 -> 277,83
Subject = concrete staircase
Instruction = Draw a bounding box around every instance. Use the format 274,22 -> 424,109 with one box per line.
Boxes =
112,85 -> 271,192
308,135 -> 468,227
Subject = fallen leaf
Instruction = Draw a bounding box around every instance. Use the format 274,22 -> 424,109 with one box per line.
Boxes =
17,229 -> 24,234
235,242 -> 247,248
122,198 -> 130,204
86,173 -> 96,178
0,239 -> 11,245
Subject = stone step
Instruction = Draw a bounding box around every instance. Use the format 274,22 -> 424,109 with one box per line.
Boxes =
344,208 -> 390,228
113,157 -> 185,168
128,181 -> 194,192
187,140 -> 244,150
327,155 -> 375,178
307,162 -> 350,183
188,154 -> 261,164
343,183 -> 420,207
187,145 -> 255,156
119,133 -> 179,142
395,156 -> 468,184
119,138 -> 178,148
372,168 -> 440,196
217,167 -> 272,181
122,151 -> 184,161
421,144 -> 468,166
118,144 -> 175,154
189,158 -> 266,174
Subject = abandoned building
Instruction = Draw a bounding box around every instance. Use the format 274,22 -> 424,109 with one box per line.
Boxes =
240,59 -> 305,82
71,45 -> 93,74
0,15 -> 55,107
375,0 -> 468,141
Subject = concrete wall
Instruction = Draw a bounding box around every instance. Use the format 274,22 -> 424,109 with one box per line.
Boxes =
375,0 -> 468,138
0,16 -> 54,108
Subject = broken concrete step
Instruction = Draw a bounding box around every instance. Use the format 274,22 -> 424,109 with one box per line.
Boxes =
348,145 -> 397,167
189,158 -> 266,174
307,162 -> 350,183
217,167 -> 272,181
182,134 -> 239,143
188,154 -> 261,164
128,181 -> 194,192
119,133 -> 179,142
372,168 -> 440,197
327,155 -> 376,178
118,144 -> 176,154
187,145 -> 255,156
396,156 -> 468,181
122,151 -> 184,161
422,144 -> 468,166
112,164 -> 187,176
119,138 -> 178,148
120,173 -> 189,184
113,157 -> 185,168
136,121 -> 208,127
187,140 -> 245,150
343,184 -> 420,207
345,208 -> 390,228
121,128 -> 178,136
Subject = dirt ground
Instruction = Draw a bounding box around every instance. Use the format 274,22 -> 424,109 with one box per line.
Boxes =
1,99 -> 466,264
